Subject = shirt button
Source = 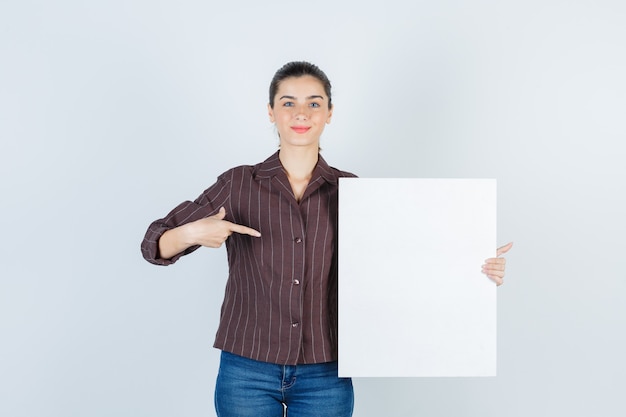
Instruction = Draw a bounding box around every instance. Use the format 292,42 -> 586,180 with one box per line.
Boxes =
293,279 -> 300,285
292,323 -> 299,328
294,237 -> 303,243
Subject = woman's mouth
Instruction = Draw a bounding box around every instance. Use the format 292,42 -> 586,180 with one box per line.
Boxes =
291,126 -> 311,134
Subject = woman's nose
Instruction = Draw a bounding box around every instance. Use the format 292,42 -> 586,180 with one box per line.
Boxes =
294,105 -> 309,120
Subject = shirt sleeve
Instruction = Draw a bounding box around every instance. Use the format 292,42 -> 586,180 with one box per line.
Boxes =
140,172 -> 233,266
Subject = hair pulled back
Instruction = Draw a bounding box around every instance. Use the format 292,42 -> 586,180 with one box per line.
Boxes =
269,61 -> 332,109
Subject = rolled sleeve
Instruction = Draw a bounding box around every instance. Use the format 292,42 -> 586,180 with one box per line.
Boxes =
140,201 -> 204,265
140,173 -> 232,265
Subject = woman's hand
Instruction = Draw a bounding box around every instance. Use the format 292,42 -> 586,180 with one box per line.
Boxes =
188,207 -> 261,248
482,242 -> 513,286
158,207 -> 261,259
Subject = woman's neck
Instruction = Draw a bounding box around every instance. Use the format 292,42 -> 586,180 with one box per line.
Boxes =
278,146 -> 318,181
278,146 -> 318,202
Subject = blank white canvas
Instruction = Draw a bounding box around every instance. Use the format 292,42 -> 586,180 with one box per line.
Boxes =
338,178 -> 497,377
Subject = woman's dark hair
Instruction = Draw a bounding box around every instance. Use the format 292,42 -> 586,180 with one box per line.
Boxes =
269,61 -> 332,109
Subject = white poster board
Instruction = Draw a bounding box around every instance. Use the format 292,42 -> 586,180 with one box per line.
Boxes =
338,178 -> 497,377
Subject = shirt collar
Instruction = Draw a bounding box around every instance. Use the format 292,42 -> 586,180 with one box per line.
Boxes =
255,151 -> 338,185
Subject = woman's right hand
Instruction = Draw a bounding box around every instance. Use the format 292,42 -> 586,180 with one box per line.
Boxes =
187,207 -> 261,248
158,207 -> 261,259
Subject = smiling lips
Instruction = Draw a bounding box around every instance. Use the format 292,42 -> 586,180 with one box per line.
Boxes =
291,126 -> 311,134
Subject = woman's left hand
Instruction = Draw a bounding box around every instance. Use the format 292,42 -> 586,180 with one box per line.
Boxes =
482,242 -> 513,286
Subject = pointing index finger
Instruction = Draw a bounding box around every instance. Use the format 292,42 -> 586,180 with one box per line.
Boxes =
229,223 -> 261,238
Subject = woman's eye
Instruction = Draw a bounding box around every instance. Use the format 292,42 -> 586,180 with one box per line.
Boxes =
283,102 -> 294,107
309,102 -> 320,108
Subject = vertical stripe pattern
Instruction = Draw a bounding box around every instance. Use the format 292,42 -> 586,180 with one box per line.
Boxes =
141,151 -> 356,365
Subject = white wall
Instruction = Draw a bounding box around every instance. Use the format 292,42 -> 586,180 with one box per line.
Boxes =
1,1 -> 624,416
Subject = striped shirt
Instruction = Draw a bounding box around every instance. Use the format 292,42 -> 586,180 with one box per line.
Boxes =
141,151 -> 356,365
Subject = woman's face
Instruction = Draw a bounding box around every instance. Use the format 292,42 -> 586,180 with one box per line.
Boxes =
268,75 -> 333,150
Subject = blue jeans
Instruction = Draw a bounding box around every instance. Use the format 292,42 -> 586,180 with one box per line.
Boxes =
215,351 -> 354,417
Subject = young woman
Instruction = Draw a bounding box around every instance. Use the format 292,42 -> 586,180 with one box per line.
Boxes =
141,61 -> 511,417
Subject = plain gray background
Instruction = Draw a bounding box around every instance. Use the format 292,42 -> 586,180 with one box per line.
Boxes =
1,1 -> 624,416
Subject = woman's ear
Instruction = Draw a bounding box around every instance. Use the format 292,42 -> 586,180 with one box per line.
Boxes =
267,103 -> 275,123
